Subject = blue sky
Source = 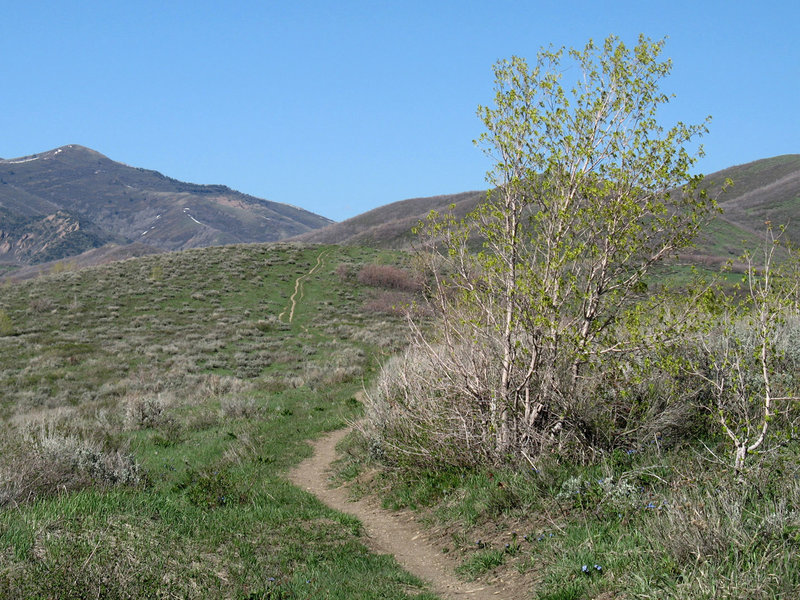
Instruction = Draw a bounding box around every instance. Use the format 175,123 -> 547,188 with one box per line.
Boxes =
1,1 -> 797,221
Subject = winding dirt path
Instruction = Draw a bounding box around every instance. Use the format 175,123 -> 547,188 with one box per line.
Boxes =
279,248 -> 331,323
289,428 -> 528,600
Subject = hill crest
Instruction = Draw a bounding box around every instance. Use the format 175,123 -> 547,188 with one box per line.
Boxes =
294,156 -> 800,258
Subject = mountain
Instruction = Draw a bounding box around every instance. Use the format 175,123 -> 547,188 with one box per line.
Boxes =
0,145 -> 332,266
0,207 -> 120,266
292,190 -> 486,248
1,242 -> 163,281
705,155 -> 800,241
294,156 -> 800,260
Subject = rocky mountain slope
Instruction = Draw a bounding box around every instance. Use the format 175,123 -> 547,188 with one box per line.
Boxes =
0,145 -> 332,265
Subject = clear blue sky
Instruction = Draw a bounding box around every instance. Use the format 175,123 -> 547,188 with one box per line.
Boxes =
1,0 -> 797,221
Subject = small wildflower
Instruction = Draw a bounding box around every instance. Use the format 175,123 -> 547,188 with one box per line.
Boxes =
582,565 -> 589,573
594,564 -> 602,572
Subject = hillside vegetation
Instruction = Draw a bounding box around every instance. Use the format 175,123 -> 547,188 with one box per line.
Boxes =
712,155 -> 800,242
0,243 -> 435,599
294,156 -> 800,270
2,32 -> 799,600
343,37 -> 800,600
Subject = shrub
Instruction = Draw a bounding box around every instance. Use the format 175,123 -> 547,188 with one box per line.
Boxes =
363,291 -> 413,316
359,344 -> 496,468
335,262 -> 351,281
197,374 -> 251,398
0,431 -> 143,506
255,315 -> 281,332
356,264 -> 422,292
124,395 -> 170,430
220,396 -> 262,419
360,324 -> 705,468
28,297 -> 54,313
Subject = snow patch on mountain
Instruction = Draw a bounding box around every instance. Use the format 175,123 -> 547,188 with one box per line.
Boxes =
1,156 -> 39,164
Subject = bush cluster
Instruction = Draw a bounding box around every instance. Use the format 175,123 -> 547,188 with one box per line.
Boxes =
356,264 -> 422,292
360,313 -> 800,470
0,431 -> 143,507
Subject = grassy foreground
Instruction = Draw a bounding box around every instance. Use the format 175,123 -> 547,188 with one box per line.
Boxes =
339,429 -> 800,599
0,243 -> 436,599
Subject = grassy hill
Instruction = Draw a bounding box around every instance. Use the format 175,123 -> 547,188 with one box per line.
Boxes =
1,233 -> 798,598
0,243 -> 433,599
2,154 -> 798,598
709,154 -> 800,240
295,156 -> 800,265
292,190 -> 485,248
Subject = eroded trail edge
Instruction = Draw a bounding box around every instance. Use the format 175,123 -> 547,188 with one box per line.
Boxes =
289,428 -> 523,600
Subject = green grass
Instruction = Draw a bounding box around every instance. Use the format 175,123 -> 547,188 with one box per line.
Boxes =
7,238 -> 798,599
0,242 -> 437,599
341,430 -> 800,599
456,548 -> 506,579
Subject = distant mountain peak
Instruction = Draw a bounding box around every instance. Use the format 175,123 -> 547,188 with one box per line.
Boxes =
0,144 -> 106,164
0,145 -> 331,266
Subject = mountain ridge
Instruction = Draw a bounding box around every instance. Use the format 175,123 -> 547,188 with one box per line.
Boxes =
0,144 -> 332,266
293,155 -> 800,258
3,149 -> 798,276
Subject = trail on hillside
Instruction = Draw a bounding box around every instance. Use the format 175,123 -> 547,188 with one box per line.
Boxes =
289,428 -> 529,600
279,248 -> 331,323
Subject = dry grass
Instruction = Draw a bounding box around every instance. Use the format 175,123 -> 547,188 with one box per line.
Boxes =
0,429 -> 142,507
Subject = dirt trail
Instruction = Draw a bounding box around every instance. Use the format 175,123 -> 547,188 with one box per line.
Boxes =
289,428 -> 528,600
279,248 -> 330,323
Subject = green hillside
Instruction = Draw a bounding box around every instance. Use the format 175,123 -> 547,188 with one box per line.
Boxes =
295,156 -> 800,268
2,154 -> 799,599
710,155 -> 800,243
0,243 -> 433,599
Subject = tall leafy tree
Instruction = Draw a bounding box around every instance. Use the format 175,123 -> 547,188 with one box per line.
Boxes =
413,35 -> 717,460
